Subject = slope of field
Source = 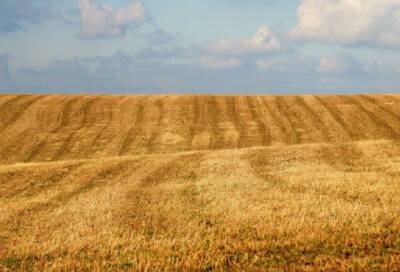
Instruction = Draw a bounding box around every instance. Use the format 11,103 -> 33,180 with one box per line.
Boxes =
1,94 -> 400,164
0,94 -> 400,271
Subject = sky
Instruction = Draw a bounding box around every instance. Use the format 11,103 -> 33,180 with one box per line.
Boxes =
0,0 -> 400,94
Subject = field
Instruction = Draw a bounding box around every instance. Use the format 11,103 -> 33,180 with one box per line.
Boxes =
0,94 -> 400,271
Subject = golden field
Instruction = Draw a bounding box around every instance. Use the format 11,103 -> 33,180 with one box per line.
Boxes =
0,94 -> 399,271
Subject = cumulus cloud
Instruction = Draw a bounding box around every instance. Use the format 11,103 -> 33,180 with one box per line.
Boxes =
209,26 -> 282,56
291,0 -> 400,48
197,26 -> 287,71
78,0 -> 147,38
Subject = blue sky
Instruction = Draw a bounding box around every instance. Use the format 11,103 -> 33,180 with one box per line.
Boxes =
0,0 -> 400,93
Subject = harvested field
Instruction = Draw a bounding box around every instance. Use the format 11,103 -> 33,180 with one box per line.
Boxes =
0,94 -> 399,271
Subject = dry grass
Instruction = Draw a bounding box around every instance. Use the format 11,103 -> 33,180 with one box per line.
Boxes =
0,94 -> 400,271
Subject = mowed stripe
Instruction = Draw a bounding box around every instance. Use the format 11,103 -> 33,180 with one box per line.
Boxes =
147,96 -> 166,153
260,97 -> 291,144
0,162 -> 84,199
140,153 -> 203,186
246,96 -> 271,146
0,159 -> 139,240
24,96 -> 81,162
295,96 -> 331,142
189,96 -> 201,149
359,95 -> 400,133
0,95 -> 45,130
52,97 -> 100,161
341,95 -> 398,139
119,97 -> 148,156
90,97 -> 118,154
208,96 -> 222,150
0,96 -> 28,118
314,96 -> 360,141
225,96 -> 247,148
275,96 -> 302,144
0,95 -> 17,108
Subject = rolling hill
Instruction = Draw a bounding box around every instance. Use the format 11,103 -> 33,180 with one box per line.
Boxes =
0,94 -> 399,271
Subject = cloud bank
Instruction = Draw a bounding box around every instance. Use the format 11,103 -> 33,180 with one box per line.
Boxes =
78,0 -> 147,38
2,48 -> 399,93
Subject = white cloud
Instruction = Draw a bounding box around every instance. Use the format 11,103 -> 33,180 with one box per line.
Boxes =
291,0 -> 400,48
256,59 -> 285,71
318,57 -> 347,74
194,26 -> 284,70
209,26 -> 282,56
199,57 -> 241,69
319,55 -> 367,75
78,0 -> 147,38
